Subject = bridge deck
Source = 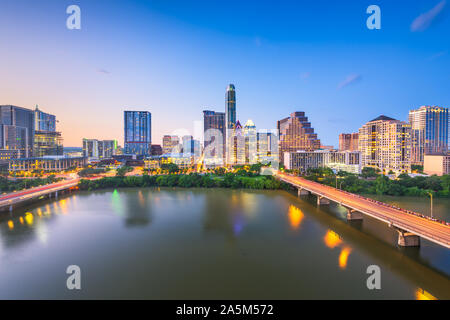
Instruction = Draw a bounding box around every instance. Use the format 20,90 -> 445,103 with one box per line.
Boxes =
276,172 -> 450,248
0,179 -> 79,210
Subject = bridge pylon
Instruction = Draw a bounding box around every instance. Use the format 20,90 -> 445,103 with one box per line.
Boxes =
346,208 -> 363,221
396,228 -> 420,247
316,196 -> 330,206
297,188 -> 310,196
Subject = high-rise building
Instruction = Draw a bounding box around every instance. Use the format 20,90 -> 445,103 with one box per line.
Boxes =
0,105 -> 35,160
257,131 -> 279,163
225,84 -> 236,131
150,144 -> 163,156
124,111 -> 151,155
182,135 -> 201,157
243,119 -> 257,164
34,105 -> 63,157
408,106 -> 448,165
83,139 -> 117,159
203,110 -> 225,161
162,135 -> 180,154
359,115 -> 412,174
277,112 -> 321,163
339,133 -> 359,151
228,121 -> 246,165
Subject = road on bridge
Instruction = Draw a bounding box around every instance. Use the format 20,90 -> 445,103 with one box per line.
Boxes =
276,172 -> 450,248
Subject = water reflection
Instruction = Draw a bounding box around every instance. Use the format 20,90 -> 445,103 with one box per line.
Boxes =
415,288 -> 437,300
288,205 -> 304,230
324,230 -> 342,249
338,247 -> 352,269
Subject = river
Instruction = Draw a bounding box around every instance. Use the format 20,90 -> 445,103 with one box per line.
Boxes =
0,188 -> 448,299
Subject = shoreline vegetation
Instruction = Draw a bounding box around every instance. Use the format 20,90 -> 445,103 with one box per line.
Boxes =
299,167 -> 450,198
78,164 -> 290,191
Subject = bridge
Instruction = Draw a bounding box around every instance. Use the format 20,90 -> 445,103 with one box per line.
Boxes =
0,178 -> 79,212
276,172 -> 450,248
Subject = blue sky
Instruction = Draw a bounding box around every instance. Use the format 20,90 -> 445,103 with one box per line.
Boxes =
0,0 -> 449,146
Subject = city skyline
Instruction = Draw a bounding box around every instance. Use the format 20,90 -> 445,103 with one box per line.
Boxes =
0,0 -> 449,147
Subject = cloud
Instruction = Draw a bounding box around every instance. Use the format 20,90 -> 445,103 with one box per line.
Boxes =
337,74 -> 362,90
428,50 -> 447,60
410,0 -> 447,32
96,68 -> 111,74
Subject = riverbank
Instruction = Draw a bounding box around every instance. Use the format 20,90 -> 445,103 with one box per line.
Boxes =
78,173 -> 291,191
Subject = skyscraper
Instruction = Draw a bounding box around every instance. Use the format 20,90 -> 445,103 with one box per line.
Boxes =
359,115 -> 411,174
0,105 -> 35,160
162,135 -> 180,154
228,120 -> 246,165
34,105 -> 63,157
225,84 -> 236,131
124,111 -> 151,156
244,119 -> 257,164
277,112 -> 321,163
203,110 -> 225,161
339,133 -> 359,152
408,106 -> 448,165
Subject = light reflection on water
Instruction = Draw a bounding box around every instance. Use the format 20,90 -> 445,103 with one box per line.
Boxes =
0,188 -> 448,300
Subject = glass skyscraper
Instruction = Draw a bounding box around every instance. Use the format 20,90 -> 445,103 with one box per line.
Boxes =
225,84 -> 236,130
409,106 -> 449,165
124,111 -> 152,156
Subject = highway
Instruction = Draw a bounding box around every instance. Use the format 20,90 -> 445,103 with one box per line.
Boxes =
0,178 -> 79,210
276,172 -> 450,248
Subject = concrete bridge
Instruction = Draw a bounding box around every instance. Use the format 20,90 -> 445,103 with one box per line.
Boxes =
0,179 -> 79,212
276,172 -> 450,248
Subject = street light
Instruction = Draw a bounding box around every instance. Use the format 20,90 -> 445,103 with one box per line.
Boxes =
427,192 -> 433,219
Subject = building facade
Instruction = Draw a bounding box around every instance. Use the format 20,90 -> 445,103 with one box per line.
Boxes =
162,135 -> 180,154
9,156 -> 87,172
203,110 -> 225,163
124,111 -> 152,155
83,139 -> 117,159
359,115 -> 412,174
408,106 -> 448,165
339,133 -> 359,151
423,154 -> 450,176
34,106 -> 63,157
277,112 -> 321,163
0,105 -> 35,160
284,150 -> 361,174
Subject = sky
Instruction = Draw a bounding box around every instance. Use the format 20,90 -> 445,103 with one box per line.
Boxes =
0,0 -> 449,147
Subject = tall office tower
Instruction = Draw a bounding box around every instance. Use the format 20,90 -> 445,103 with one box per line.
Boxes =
82,139 -> 99,158
244,119 -> 257,164
124,111 -> 152,155
203,110 -> 225,161
0,105 -> 35,160
225,84 -> 236,130
101,140 -> 117,158
34,105 -> 63,157
339,133 -> 359,151
359,115 -> 412,174
408,106 -> 448,165
182,135 -> 201,157
277,111 -> 321,163
162,135 -> 180,154
228,121 -> 246,165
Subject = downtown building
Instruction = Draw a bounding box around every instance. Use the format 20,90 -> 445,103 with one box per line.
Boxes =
358,115 -> 412,174
203,110 -> 225,165
284,150 -> 361,174
162,135 -> 181,154
277,112 -> 321,163
408,106 -> 448,165
83,139 -> 118,160
339,132 -> 359,151
124,111 -> 152,156
34,105 -> 63,157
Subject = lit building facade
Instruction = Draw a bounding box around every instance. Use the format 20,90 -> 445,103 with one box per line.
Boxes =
34,106 -> 63,157
339,133 -> 359,151
0,105 -> 35,160
244,120 -> 257,164
9,156 -> 87,172
257,131 -> 279,164
203,110 -> 225,163
359,115 -> 412,174
277,112 -> 321,163
284,150 -> 361,174
162,135 -> 180,154
227,121 -> 246,165
124,111 -> 152,155
83,139 -> 117,159
408,106 -> 448,165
